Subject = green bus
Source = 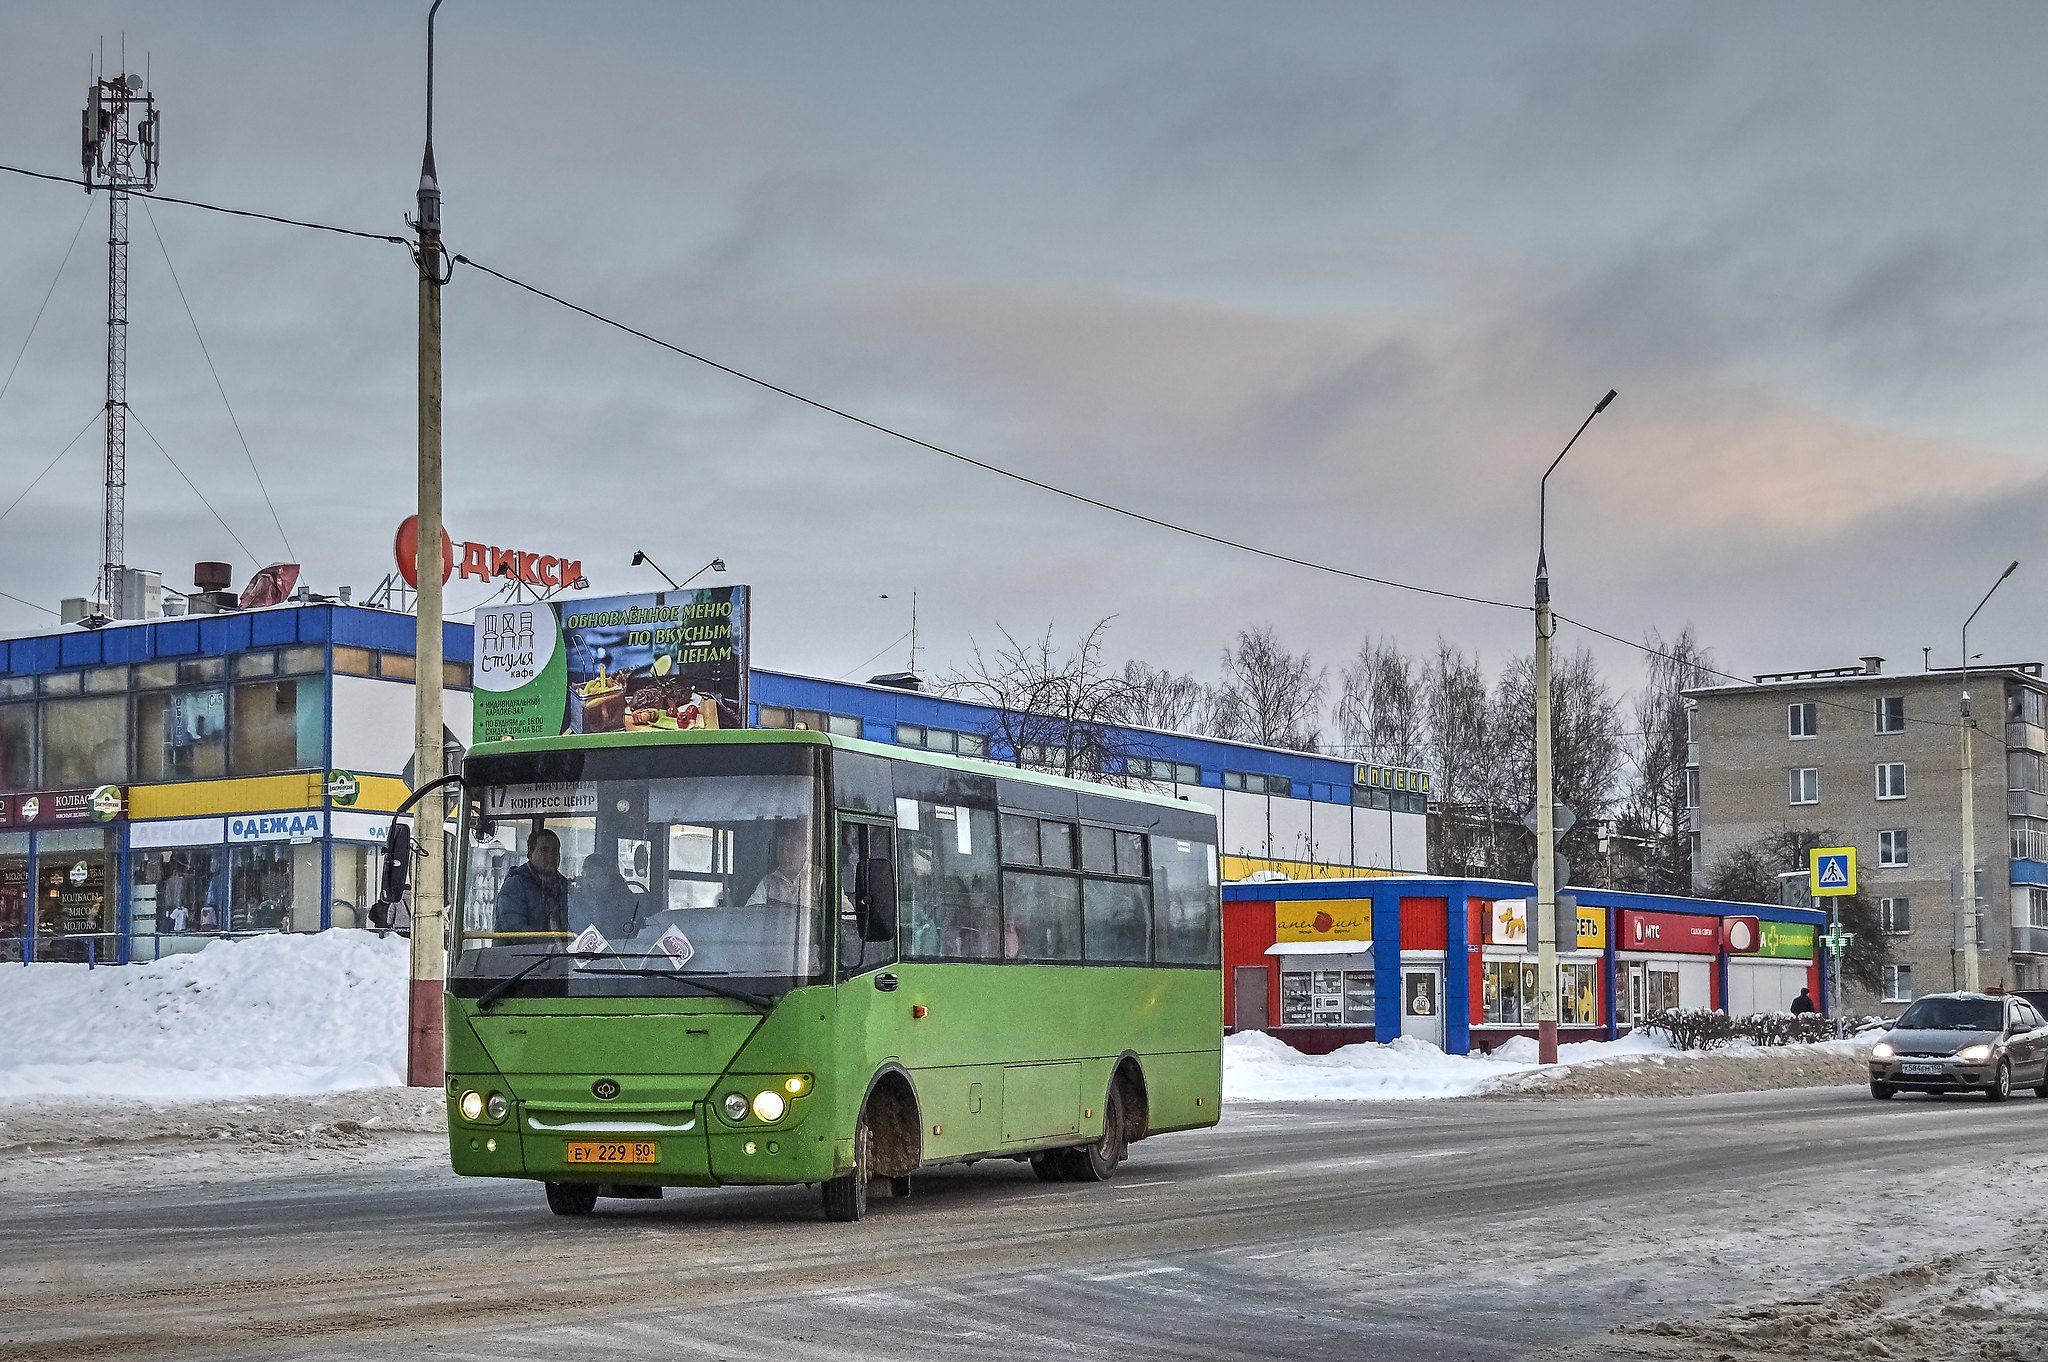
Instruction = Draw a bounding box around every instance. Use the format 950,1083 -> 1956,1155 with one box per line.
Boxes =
440,727 -> 1223,1221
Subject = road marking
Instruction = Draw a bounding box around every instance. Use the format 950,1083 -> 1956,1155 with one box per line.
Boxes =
1241,1247 -> 1306,1260
1083,1265 -> 1185,1282
1217,1168 -> 1287,1179
1116,1179 -> 1172,1188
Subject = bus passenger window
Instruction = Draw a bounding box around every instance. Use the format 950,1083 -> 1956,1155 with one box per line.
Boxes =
1082,878 -> 1150,963
1150,835 -> 1220,965
897,799 -> 999,961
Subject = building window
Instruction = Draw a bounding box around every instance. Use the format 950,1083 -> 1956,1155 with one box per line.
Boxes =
0,703 -> 33,793
42,695 -> 129,787
377,652 -> 417,681
234,652 -> 277,679
1684,768 -> 1701,810
1128,756 -> 1200,784
1787,702 -> 1818,739
1873,696 -> 1905,734
1223,770 -> 1292,797
1878,828 -> 1909,867
229,677 -> 325,776
1788,767 -> 1820,805
2026,887 -> 2048,930
896,723 -> 987,758
1882,963 -> 1914,1003
2011,751 -> 2048,797
1875,763 -> 1907,800
332,646 -> 377,677
2013,817 -> 2048,863
1879,897 -> 1911,934
759,706 -> 862,738
134,687 -> 229,781
1280,968 -> 1374,1026
2010,688 -> 2047,729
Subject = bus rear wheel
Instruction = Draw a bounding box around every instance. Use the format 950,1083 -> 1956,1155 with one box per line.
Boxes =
544,1181 -> 598,1216
1065,1082 -> 1129,1184
822,1111 -> 872,1222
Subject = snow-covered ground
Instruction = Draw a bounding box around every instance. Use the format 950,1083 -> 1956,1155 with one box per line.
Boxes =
1223,1027 -> 1873,1102
0,931 -> 406,1100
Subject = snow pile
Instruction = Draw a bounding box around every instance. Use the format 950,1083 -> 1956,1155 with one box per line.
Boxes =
0,932 -> 408,1101
1224,1027 -> 1874,1102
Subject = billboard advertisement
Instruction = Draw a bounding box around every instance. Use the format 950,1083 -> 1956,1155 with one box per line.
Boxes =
474,588 -> 750,745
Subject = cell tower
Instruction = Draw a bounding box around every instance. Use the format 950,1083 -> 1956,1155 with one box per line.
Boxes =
80,58 -> 161,614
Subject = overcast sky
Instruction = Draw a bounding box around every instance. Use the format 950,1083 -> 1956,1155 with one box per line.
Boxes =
1,1 -> 2044,702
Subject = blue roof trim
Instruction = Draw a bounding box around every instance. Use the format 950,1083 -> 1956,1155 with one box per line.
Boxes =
1220,874 -> 1821,923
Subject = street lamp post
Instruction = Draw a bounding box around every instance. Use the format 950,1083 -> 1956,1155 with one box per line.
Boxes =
406,0 -> 449,1088
630,551 -> 725,592
1533,388 -> 1616,1065
1960,559 -> 2020,994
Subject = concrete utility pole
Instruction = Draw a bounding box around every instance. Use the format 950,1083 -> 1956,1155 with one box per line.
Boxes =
1533,389 -> 1616,1065
1959,560 -> 2019,995
407,0 -> 449,1088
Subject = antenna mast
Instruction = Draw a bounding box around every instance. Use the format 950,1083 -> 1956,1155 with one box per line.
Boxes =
81,57 -> 161,615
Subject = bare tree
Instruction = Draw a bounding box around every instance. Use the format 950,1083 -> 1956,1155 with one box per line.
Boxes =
1335,636 -> 1426,767
1699,826 -> 1887,994
1209,626 -> 1326,752
1611,627 -> 1717,894
1482,647 -> 1624,884
1120,659 -> 1213,736
942,619 -> 1142,782
1419,640 -> 1498,875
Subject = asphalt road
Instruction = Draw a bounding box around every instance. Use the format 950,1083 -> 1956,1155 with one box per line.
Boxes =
2,1086 -> 2043,1361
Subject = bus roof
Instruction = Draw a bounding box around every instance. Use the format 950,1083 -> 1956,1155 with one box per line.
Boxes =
473,727 -> 1200,815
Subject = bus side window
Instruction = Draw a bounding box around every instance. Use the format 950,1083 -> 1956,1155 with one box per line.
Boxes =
1150,834 -> 1220,964
837,820 -> 898,980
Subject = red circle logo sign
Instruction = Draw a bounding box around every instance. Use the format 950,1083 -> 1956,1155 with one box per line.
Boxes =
1723,916 -> 1761,954
393,515 -> 456,588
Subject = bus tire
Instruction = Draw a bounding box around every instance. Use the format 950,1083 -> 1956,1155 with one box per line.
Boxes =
1029,1151 -> 1065,1182
822,1112 -> 872,1222
544,1181 -> 598,1217
1066,1081 -> 1129,1184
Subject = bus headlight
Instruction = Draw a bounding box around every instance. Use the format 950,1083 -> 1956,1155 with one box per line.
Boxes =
485,1092 -> 509,1121
722,1092 -> 749,1121
458,1090 -> 485,1122
752,1090 -> 787,1123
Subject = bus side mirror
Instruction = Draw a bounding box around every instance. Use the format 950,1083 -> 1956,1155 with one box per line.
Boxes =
856,855 -> 897,943
379,824 -> 414,904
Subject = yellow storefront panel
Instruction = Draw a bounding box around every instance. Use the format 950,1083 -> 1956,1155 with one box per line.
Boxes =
129,774 -> 323,819
1221,855 -> 1397,883
1275,898 -> 1372,944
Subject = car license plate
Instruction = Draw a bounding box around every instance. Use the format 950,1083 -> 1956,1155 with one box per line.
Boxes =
564,1140 -> 659,1165
1900,1063 -> 1944,1076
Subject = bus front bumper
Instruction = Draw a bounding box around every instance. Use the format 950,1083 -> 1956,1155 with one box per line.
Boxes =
448,1096 -> 833,1187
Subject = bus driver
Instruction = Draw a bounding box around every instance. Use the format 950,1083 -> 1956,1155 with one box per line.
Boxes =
748,828 -> 820,909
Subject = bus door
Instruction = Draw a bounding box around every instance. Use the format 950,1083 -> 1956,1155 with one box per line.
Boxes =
836,818 -> 898,981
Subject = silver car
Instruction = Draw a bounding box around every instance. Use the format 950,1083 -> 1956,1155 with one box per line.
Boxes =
1869,992 -> 2048,1101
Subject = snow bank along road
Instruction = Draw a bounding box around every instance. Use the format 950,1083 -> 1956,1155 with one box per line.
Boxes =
3,1087 -> 2043,1361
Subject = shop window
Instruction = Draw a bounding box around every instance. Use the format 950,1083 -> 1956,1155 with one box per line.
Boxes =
281,646 -> 326,675
330,843 -> 381,930
133,661 -> 178,689
1483,960 -> 1539,1025
1787,702 -> 1817,738
43,695 -> 130,787
228,841 -> 323,933
1002,870 -> 1081,960
896,797 -> 1000,961
1149,833 -> 1219,965
1560,961 -> 1599,1025
234,652 -> 278,679
83,665 -> 129,694
0,702 -> 34,792
0,676 -> 32,700
1280,968 -> 1373,1025
444,661 -> 473,688
1878,828 -> 1909,867
229,677 -> 325,776
1882,963 -> 1914,1003
0,831 -> 27,962
179,657 -> 225,684
378,652 -> 417,680
35,828 -> 115,962
1879,897 -> 1911,934
134,687 -> 228,781
332,646 -> 377,677
127,847 -> 225,959
39,671 -> 81,696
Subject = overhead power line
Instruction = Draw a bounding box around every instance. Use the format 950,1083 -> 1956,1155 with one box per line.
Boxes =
840,629 -> 914,681
0,162 -> 407,246
0,197 -> 94,410
127,407 -> 262,565
452,253 -> 1527,616
141,201 -> 296,560
0,588 -> 59,616
0,407 -> 105,533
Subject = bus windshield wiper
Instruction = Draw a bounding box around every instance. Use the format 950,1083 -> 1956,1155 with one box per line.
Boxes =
475,951 -> 565,1013
570,967 -> 772,1011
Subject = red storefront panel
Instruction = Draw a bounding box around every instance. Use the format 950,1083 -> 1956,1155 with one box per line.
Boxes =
1399,897 -> 1448,951
1617,909 -> 1719,955
1222,898 -> 1279,1028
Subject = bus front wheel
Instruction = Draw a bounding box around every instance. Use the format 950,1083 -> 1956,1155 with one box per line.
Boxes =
544,1181 -> 598,1217
822,1112 -> 872,1222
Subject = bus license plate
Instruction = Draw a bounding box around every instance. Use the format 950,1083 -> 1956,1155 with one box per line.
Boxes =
1900,1063 -> 1944,1076
565,1140 -> 659,1165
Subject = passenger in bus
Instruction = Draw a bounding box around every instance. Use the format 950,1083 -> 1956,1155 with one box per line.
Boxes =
494,829 -> 570,934
747,827 -> 820,909
569,852 -> 641,940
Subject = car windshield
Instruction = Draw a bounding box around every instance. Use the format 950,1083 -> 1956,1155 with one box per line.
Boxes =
1895,997 -> 2003,1031
453,743 -> 827,1000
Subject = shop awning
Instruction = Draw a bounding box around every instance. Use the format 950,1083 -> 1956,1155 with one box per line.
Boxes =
1264,940 -> 1373,956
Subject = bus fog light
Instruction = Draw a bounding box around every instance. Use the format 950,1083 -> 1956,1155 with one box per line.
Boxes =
485,1093 -> 509,1121
752,1090 -> 787,1123
722,1093 -> 749,1121
784,1076 -> 808,1096
458,1090 -> 485,1122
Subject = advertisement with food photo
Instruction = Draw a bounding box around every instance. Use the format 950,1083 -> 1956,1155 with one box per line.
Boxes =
559,588 -> 750,736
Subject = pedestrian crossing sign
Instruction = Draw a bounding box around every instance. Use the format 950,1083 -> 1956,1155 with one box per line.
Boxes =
1810,847 -> 1857,897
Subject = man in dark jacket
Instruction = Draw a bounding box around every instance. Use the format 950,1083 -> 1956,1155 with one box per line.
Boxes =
494,829 -> 570,934
1790,987 -> 1818,1016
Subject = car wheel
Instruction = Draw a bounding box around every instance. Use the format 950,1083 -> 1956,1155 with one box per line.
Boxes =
1869,1081 -> 1895,1100
544,1181 -> 598,1216
1988,1060 -> 2013,1103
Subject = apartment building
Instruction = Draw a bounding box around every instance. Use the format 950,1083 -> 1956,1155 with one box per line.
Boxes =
1686,656 -> 2048,1013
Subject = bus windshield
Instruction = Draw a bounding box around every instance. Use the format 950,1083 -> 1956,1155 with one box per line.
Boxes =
454,743 -> 827,1001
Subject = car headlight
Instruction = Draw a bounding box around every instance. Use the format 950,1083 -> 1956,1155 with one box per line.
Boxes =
458,1089 -> 485,1122
752,1090 -> 787,1123
722,1092 -> 749,1121
1871,1042 -> 1894,1060
485,1092 -> 509,1121
1956,1044 -> 1993,1062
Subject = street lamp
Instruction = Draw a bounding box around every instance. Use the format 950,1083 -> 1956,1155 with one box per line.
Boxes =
1959,559 -> 2020,993
631,551 -> 725,592
1532,388 -> 1616,1065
